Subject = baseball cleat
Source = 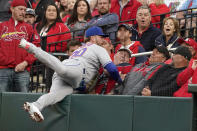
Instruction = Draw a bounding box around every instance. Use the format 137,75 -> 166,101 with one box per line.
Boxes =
19,39 -> 32,50
23,102 -> 44,122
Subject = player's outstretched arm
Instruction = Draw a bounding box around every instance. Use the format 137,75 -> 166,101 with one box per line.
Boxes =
104,62 -> 122,84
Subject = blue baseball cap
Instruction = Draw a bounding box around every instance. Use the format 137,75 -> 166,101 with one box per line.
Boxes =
85,26 -> 108,38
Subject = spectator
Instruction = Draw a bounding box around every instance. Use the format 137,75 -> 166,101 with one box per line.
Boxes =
59,0 -> 69,18
24,8 -> 36,25
62,0 -> 77,22
95,48 -> 132,94
21,26 -> 122,122
34,0 -> 55,23
114,48 -> 131,66
115,24 -> 147,66
67,0 -> 92,37
89,0 -> 99,17
155,17 -> 181,50
174,38 -> 197,97
68,0 -> 76,11
99,37 -> 114,58
81,0 -> 119,43
66,40 -> 82,56
146,0 -> 170,28
36,3 -> 71,52
131,6 -> 161,51
24,8 -> 40,46
110,0 -> 141,24
36,3 -> 71,90
0,0 -> 38,92
142,46 -> 193,96
121,45 -> 170,95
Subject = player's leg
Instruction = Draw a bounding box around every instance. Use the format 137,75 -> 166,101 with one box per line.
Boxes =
20,39 -> 83,88
33,73 -> 73,111
19,39 -> 67,76
24,73 -> 73,122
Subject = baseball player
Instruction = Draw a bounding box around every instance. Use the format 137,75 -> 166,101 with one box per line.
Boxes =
20,26 -> 122,122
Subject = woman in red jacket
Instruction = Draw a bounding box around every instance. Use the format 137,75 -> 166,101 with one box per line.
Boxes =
36,3 -> 71,52
36,3 -> 71,90
147,0 -> 170,28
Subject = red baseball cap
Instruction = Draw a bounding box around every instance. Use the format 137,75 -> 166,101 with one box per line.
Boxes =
179,38 -> 197,52
10,0 -> 27,7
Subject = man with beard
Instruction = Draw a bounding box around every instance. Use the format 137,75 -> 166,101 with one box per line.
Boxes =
81,0 -> 119,44
0,0 -> 38,92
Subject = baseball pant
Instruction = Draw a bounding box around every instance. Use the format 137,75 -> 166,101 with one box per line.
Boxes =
28,45 -> 83,111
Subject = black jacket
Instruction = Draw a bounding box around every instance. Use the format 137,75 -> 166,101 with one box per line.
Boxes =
146,64 -> 186,96
155,34 -> 180,49
131,24 -> 161,51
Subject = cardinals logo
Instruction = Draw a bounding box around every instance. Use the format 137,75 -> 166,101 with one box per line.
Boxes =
1,26 -> 28,41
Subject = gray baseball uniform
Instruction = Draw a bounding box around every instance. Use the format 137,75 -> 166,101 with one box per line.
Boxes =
28,42 -> 112,111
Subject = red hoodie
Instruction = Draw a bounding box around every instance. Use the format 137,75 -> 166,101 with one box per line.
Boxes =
110,0 -> 141,24
0,18 -> 38,71
149,3 -> 170,28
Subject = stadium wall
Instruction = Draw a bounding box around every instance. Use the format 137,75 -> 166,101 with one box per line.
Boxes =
0,92 -> 193,131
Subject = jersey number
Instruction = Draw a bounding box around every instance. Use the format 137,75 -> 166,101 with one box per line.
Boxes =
71,47 -> 87,57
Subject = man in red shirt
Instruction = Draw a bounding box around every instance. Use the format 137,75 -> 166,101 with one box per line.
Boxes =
110,0 -> 142,24
115,24 -> 147,66
0,0 -> 38,92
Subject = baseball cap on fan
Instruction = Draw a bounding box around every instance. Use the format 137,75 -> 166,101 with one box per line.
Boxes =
10,0 -> 27,7
118,47 -> 132,58
172,46 -> 192,61
155,45 -> 170,60
8,0 -> 27,14
178,38 -> 197,52
85,26 -> 108,38
26,8 -> 36,17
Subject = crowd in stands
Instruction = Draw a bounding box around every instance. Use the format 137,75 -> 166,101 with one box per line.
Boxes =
0,0 -> 197,98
